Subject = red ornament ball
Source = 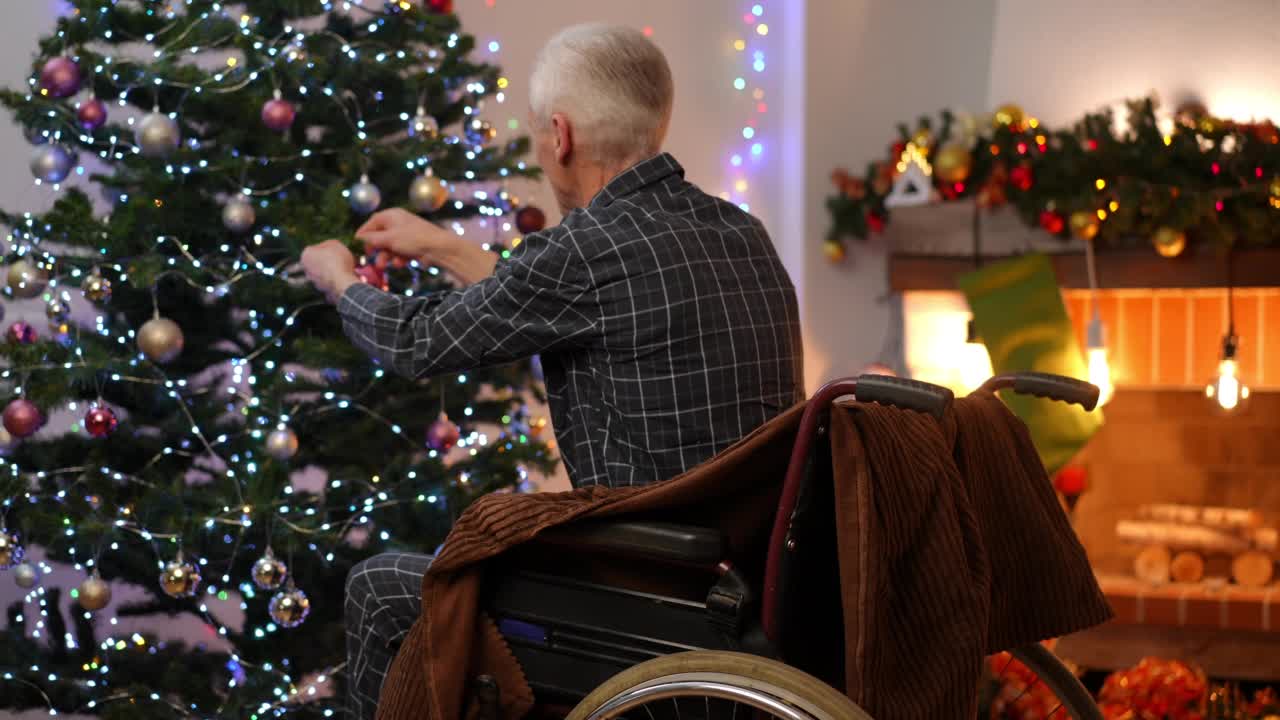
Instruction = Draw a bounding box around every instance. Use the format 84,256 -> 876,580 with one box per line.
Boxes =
77,98 -> 108,131
261,98 -> 297,132
354,261 -> 389,292
866,210 -> 886,234
85,405 -> 119,438
425,414 -> 461,453
1053,465 -> 1087,496
425,0 -> 454,12
6,322 -> 37,345
515,206 -> 547,234
39,56 -> 81,99
3,399 -> 44,439
1009,164 -> 1034,191
1038,210 -> 1065,235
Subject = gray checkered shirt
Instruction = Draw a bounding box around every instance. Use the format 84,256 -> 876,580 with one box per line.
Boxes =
338,153 -> 804,487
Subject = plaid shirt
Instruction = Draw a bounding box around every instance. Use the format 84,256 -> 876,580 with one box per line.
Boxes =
338,153 -> 804,487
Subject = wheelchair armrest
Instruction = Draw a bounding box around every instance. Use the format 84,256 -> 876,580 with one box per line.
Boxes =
537,520 -> 726,567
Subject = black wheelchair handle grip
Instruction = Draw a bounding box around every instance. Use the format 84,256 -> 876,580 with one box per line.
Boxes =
855,374 -> 954,420
1009,372 -> 1100,411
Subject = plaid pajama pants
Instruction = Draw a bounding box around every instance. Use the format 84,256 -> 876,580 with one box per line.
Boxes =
344,552 -> 434,719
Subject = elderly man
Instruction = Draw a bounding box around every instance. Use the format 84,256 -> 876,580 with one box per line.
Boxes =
301,23 -> 803,717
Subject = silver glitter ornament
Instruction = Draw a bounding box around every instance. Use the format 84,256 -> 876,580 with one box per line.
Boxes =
348,175 -> 382,215
30,144 -> 74,183
7,259 -> 49,299
14,562 -> 37,589
136,111 -> 180,157
265,426 -> 299,460
408,173 -> 449,213
222,196 -> 256,233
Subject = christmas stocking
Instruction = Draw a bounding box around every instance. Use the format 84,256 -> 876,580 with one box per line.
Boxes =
957,253 -> 1103,474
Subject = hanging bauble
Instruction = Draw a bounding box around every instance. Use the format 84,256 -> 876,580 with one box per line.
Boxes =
268,583 -> 311,628
136,111 -> 180,157
30,144 -> 75,183
77,573 -> 112,611
426,412 -> 460,452
1009,164 -> 1034,191
932,144 -> 972,183
251,547 -> 288,591
0,529 -> 22,569
39,56 -> 81,98
265,426 -> 299,460
1069,210 -> 1100,241
992,103 -> 1026,132
13,562 -> 37,589
159,556 -> 202,598
23,126 -> 48,146
822,240 -> 846,264
222,196 -> 256,233
82,270 -> 112,304
85,405 -> 118,438
1152,227 -> 1187,258
77,97 -> 108,131
348,175 -> 382,215
465,118 -> 497,145
409,107 -> 439,139
261,93 -> 296,132
45,296 -> 71,321
408,173 -> 449,213
3,398 -> 44,439
1038,210 -> 1066,235
138,316 -> 185,364
7,259 -> 49,298
515,206 -> 547,234
6,321 -> 37,345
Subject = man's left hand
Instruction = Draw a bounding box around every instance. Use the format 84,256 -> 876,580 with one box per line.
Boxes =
301,240 -> 359,304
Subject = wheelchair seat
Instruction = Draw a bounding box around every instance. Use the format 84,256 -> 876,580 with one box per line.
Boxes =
536,520 -> 725,567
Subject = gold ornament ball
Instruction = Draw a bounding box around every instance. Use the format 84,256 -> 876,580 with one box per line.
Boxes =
1269,176 -> 1280,199
138,316 -> 185,364
159,558 -> 202,598
823,240 -> 847,264
992,103 -> 1026,132
78,574 -> 112,611
408,174 -> 449,214
45,296 -> 71,321
932,144 -> 973,183
265,427 -> 299,461
82,271 -> 112,303
14,562 -> 38,589
7,260 -> 48,299
0,529 -> 21,568
1069,210 -> 1100,241
268,585 -> 311,628
1152,227 -> 1187,258
251,549 -> 288,591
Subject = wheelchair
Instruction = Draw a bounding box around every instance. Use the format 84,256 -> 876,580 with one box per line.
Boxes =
482,373 -> 1104,719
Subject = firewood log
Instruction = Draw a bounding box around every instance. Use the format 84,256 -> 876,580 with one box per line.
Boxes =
1134,545 -> 1171,584
1116,520 -> 1250,553
1231,551 -> 1275,588
1170,551 -> 1206,584
1137,504 -> 1263,529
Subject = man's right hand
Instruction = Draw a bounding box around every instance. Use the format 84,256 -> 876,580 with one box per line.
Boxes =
355,208 -> 499,285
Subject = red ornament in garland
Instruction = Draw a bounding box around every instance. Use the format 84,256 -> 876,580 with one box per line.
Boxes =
39,56 -> 81,98
1009,164 -> 1034,191
261,96 -> 297,132
865,210 -> 885,234
425,412 -> 460,453
1038,210 -> 1065,235
85,405 -> 118,438
7,322 -> 37,344
515,206 -> 547,234
77,97 -> 108,131
3,399 -> 44,439
425,0 -> 454,13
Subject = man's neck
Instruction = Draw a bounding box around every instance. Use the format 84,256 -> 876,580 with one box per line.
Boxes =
568,155 -> 648,210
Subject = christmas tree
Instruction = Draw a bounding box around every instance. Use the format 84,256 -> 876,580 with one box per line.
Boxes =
0,1 -> 552,716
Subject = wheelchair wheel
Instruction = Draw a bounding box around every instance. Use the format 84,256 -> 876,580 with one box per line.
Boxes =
989,643 -> 1102,720
566,651 -> 871,720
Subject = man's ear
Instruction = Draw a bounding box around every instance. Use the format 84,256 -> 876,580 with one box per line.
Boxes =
551,112 -> 573,166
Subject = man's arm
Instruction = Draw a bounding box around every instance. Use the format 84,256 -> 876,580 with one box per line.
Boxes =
336,229 -> 599,379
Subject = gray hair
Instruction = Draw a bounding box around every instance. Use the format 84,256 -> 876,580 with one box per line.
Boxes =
529,23 -> 674,165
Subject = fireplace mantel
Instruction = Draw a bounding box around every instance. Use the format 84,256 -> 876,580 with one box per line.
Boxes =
884,202 -> 1280,291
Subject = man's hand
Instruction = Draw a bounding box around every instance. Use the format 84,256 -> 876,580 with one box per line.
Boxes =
301,240 -> 359,304
355,208 -> 498,285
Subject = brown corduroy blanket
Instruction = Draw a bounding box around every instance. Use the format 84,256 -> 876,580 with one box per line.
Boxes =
373,392 -> 1111,720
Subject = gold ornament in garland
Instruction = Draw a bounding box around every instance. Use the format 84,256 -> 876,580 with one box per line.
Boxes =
823,240 -> 846,264
77,573 -> 112,611
992,103 -> 1026,132
138,315 -> 184,364
1152,227 -> 1187,258
1069,210 -> 1100,241
7,259 -> 48,299
932,144 -> 973,184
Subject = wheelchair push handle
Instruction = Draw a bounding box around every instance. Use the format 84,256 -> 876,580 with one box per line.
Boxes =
980,372 -> 1100,411
853,374 -> 954,420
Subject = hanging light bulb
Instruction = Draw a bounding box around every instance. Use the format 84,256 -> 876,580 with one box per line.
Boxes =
1205,334 -> 1249,411
1086,310 -> 1114,407
958,318 -> 994,393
